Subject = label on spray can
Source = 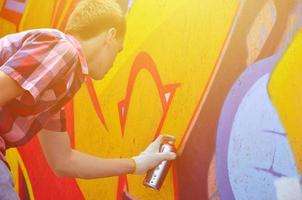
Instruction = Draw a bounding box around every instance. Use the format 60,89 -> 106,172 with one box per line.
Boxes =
143,141 -> 176,190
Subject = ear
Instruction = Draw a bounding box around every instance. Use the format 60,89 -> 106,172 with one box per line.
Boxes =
105,28 -> 117,44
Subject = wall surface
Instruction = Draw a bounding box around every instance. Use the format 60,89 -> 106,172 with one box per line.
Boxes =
0,0 -> 301,199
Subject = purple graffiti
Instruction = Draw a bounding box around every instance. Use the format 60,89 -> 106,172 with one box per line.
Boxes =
4,0 -> 27,14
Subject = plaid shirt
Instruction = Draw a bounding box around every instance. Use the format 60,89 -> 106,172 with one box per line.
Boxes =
0,29 -> 88,163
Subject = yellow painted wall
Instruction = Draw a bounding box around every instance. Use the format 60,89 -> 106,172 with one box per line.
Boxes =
0,0 -> 239,199
74,0 -> 239,199
1,0 -> 301,199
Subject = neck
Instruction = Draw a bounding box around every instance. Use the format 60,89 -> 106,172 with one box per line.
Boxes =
72,33 -> 105,63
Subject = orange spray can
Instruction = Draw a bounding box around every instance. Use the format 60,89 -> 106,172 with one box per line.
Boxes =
143,141 -> 176,190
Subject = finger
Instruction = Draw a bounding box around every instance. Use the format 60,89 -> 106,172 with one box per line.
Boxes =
147,135 -> 165,150
145,135 -> 176,154
161,134 -> 176,142
154,134 -> 175,145
155,152 -> 177,161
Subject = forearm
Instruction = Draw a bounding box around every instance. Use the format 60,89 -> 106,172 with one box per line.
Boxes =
56,150 -> 135,179
38,130 -> 175,178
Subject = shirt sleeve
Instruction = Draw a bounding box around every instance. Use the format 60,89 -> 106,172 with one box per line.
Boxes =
43,107 -> 67,132
0,32 -> 78,103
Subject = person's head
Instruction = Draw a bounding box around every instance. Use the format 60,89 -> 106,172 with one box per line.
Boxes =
65,0 -> 126,80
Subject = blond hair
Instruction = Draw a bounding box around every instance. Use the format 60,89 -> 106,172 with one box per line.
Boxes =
65,0 -> 126,39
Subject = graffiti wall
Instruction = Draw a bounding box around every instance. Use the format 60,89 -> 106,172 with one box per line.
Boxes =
0,0 -> 301,199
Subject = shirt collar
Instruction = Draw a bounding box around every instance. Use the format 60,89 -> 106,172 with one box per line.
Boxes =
65,34 -> 89,76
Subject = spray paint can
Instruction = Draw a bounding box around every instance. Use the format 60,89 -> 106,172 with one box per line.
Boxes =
143,141 -> 176,190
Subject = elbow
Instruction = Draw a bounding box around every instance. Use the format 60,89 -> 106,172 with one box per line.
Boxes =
50,161 -> 69,177
53,167 -> 66,177
50,156 -> 80,178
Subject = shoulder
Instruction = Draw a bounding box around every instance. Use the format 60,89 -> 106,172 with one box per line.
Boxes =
23,29 -> 72,44
1,29 -> 75,50
29,28 -> 68,40
1,28 -> 65,41
21,29 -> 79,57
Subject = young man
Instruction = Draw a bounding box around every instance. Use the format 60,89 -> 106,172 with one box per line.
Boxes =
0,0 -> 177,199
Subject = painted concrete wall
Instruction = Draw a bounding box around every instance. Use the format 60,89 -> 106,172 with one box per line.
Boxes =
0,0 -> 301,199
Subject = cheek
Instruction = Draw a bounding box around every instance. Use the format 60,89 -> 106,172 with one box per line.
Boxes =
92,50 -> 118,78
106,52 -> 118,68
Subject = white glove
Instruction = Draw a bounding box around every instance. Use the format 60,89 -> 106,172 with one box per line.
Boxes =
131,135 -> 177,175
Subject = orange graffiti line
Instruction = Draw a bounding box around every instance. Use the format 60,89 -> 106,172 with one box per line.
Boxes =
117,175 -> 140,200
177,2 -> 242,154
118,51 -> 181,136
51,0 -> 64,27
51,0 -> 78,30
85,77 -> 108,130
58,0 -> 78,31
18,164 -> 30,200
153,84 -> 180,140
117,175 -> 128,200
172,164 -> 179,200
117,52 -> 180,199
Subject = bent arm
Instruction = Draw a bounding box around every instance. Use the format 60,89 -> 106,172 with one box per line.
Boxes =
0,71 -> 25,106
37,129 -> 135,179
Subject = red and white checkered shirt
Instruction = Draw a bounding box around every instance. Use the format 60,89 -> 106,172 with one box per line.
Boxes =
0,29 -> 88,163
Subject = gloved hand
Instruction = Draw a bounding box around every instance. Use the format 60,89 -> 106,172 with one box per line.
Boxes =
131,135 -> 177,175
